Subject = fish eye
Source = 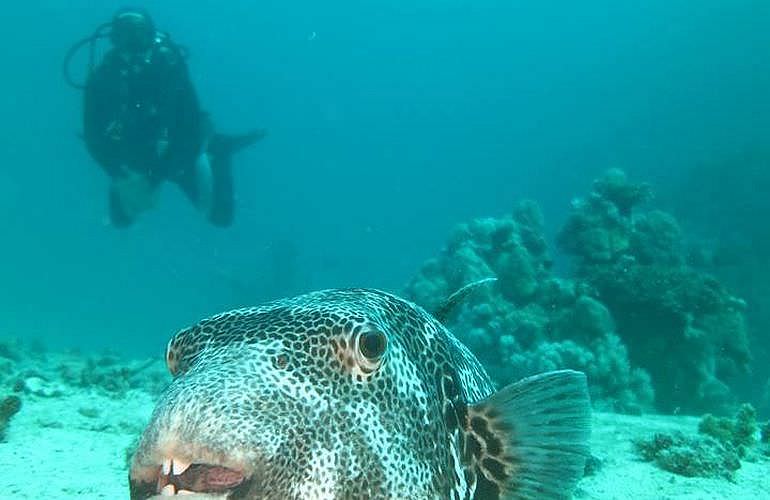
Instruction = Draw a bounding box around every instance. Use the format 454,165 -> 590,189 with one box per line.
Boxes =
165,338 -> 179,376
359,330 -> 388,360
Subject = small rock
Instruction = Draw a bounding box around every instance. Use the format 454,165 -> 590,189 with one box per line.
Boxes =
23,377 -> 64,398
583,454 -> 603,477
78,407 -> 100,419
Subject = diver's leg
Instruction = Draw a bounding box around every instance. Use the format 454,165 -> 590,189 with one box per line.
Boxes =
172,155 -> 213,212
173,126 -> 258,227
174,153 -> 232,226
201,131 -> 262,227
194,153 -> 214,216
108,187 -> 134,228
107,173 -> 159,227
208,151 -> 234,227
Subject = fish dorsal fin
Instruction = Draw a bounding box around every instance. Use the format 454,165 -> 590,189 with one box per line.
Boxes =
463,370 -> 591,500
433,277 -> 497,324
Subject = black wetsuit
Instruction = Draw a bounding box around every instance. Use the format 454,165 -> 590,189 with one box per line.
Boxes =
83,34 -> 234,227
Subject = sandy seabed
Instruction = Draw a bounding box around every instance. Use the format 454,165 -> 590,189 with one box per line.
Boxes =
0,353 -> 767,499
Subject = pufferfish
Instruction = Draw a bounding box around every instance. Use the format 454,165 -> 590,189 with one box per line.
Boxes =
129,287 -> 591,499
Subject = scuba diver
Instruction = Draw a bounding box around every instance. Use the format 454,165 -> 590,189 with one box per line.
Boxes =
64,7 -> 266,227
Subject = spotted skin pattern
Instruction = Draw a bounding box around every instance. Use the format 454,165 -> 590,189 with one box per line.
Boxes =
131,289 -> 511,499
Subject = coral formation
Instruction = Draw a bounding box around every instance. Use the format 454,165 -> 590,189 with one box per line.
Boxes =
558,170 -> 751,414
59,356 -> 166,397
405,200 -> 654,413
0,395 -> 21,441
698,404 -> 758,457
0,337 -> 168,401
634,431 -> 741,480
405,169 -> 750,415
635,405 -> 766,480
664,153 -> 770,419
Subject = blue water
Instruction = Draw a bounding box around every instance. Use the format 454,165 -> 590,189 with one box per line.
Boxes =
1,0 -> 768,360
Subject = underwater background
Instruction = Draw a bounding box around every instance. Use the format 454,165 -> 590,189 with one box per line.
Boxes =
1,0 -> 769,422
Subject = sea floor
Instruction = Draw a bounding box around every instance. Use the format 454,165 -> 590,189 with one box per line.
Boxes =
0,339 -> 767,499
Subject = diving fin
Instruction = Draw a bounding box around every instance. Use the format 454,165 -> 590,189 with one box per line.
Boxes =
208,129 -> 267,158
465,370 -> 591,499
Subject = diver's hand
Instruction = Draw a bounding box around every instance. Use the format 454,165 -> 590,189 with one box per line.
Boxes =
156,138 -> 169,158
112,170 -> 158,217
250,128 -> 268,142
156,128 -> 170,158
105,120 -> 123,141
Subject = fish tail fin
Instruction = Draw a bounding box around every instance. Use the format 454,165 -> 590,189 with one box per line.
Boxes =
467,370 -> 591,499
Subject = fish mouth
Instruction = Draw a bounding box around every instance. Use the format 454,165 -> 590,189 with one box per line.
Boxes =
129,458 -> 253,499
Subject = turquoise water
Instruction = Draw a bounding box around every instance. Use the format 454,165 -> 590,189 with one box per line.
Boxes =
0,1 -> 769,497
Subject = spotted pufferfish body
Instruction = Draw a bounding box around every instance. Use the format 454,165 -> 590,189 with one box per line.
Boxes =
129,288 -> 590,500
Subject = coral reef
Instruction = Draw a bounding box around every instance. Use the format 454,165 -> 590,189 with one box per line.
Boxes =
404,200 -> 654,413
634,431 -> 741,480
0,336 -> 168,440
405,169 -> 750,415
58,356 -> 167,397
407,200 -> 552,312
558,170 -> 751,414
0,337 -> 169,401
0,395 -> 21,441
635,405 -> 766,480
664,153 -> 770,419
698,404 -> 758,457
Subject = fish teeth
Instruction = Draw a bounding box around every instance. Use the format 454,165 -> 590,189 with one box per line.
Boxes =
160,484 -> 175,496
172,459 -> 191,475
160,457 -> 191,477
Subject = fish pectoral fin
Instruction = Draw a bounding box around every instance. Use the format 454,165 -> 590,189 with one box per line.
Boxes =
466,370 -> 591,500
